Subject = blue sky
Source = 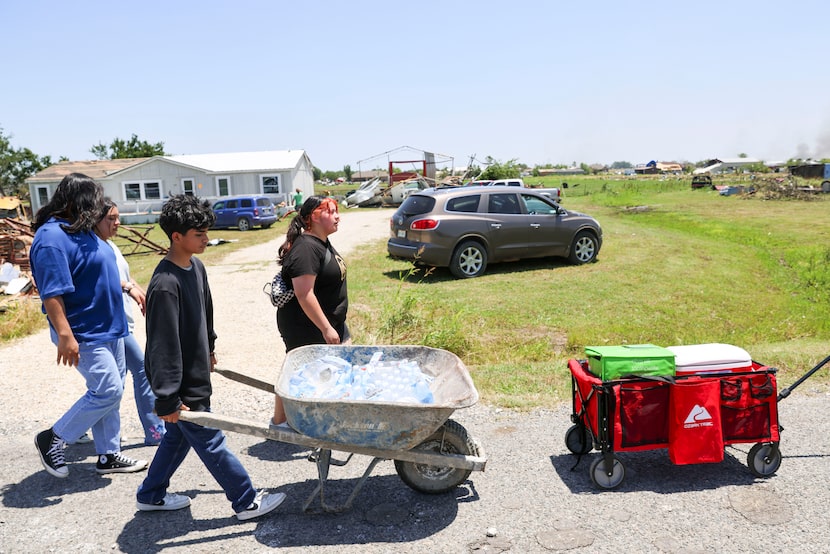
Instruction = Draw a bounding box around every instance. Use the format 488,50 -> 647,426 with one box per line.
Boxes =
2,1 -> 829,172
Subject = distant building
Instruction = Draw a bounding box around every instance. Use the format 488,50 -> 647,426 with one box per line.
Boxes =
693,157 -> 762,175
635,161 -> 683,174
27,150 -> 314,223
537,167 -> 585,176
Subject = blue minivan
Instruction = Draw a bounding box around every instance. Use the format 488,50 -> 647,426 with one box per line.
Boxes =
211,195 -> 277,231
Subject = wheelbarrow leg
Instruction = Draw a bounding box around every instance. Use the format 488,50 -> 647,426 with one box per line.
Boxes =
341,457 -> 384,511
303,448 -> 333,512
303,448 -> 386,513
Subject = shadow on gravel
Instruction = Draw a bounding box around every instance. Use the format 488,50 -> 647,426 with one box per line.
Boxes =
551,447 -> 764,493
116,475 -> 476,551
246,438 -> 312,462
2,468 -> 111,509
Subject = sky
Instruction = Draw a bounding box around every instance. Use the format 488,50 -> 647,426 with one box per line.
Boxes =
3,1 -> 830,172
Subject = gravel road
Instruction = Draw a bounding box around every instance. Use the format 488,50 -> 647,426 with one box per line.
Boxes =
1,207 -> 828,553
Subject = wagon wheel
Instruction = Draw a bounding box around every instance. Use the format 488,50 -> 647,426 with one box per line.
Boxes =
747,443 -> 781,478
395,419 -> 479,494
565,424 -> 593,455
589,455 -> 625,489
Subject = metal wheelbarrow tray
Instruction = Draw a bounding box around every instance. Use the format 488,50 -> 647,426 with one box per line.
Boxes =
181,344 -> 486,512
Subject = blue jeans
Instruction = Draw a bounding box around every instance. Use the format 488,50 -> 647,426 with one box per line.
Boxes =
123,333 -> 165,444
52,337 -> 125,454
136,418 -> 256,513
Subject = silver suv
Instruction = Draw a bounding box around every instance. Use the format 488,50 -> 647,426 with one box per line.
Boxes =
387,186 -> 602,278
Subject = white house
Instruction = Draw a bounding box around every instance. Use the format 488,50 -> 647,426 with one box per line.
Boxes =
26,150 -> 314,223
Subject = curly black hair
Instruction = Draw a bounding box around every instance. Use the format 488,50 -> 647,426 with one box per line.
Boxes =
158,194 -> 216,239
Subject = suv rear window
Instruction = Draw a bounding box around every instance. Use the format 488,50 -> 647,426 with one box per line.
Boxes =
398,195 -> 435,216
256,198 -> 271,207
446,195 -> 480,213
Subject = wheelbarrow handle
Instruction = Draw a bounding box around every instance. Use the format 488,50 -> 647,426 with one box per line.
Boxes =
777,354 -> 830,402
213,367 -> 275,394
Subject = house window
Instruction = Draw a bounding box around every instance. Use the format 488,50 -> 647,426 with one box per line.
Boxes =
216,176 -> 231,196
122,180 -> 162,201
182,178 -> 195,195
261,175 -> 280,194
36,186 -> 49,209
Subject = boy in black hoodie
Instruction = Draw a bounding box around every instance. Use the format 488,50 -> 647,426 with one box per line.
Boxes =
136,194 -> 286,520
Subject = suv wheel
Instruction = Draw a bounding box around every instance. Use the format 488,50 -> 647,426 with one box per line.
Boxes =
568,231 -> 598,264
450,241 -> 487,278
237,217 -> 251,232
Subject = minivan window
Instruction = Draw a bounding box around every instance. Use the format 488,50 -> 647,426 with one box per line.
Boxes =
398,195 -> 436,216
446,195 -> 480,213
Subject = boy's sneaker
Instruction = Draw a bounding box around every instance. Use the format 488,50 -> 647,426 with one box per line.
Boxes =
95,453 -> 148,474
35,428 -> 68,478
268,419 -> 292,431
136,493 -> 191,512
236,490 -> 287,521
75,432 -> 93,444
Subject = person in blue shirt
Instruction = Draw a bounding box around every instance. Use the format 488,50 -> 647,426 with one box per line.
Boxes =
31,173 -> 147,478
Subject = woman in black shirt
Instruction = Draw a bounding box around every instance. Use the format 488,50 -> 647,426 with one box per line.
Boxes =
271,196 -> 348,427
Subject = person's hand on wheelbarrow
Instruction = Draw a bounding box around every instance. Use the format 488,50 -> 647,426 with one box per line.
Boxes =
160,404 -> 190,424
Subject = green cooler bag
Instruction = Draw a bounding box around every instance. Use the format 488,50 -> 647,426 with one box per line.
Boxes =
586,344 -> 676,380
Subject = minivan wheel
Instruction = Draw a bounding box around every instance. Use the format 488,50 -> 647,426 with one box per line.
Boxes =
568,231 -> 598,264
237,218 -> 251,231
450,241 -> 487,278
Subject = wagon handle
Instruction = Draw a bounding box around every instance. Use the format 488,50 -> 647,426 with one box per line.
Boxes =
777,354 -> 830,402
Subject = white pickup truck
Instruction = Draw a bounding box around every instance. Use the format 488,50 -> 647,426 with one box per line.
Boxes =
470,178 -> 563,202
533,187 -> 563,203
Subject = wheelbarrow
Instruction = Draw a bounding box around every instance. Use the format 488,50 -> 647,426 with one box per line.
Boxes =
181,344 -> 487,512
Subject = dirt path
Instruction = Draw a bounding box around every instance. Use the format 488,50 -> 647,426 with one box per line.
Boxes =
2,206 -> 829,553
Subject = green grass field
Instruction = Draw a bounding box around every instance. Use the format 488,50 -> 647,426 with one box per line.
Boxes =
346,176 -> 830,406
6,176 -> 829,406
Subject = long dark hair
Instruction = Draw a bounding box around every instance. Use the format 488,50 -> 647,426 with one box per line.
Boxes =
33,173 -> 104,233
277,195 -> 337,264
99,197 -> 117,222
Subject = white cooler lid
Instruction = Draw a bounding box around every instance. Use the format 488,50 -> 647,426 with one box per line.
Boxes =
667,343 -> 752,368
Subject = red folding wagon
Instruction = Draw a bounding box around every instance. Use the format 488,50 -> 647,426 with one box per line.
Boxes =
565,357 -> 784,489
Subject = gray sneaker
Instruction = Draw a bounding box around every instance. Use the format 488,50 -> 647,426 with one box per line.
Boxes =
35,428 -> 68,478
137,493 -> 192,512
96,453 -> 148,474
236,490 -> 286,521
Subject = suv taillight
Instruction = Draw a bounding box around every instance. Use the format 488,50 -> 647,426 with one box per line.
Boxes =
411,219 -> 438,230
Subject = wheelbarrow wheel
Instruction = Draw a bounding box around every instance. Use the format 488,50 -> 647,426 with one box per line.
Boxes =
395,419 -> 478,494
565,424 -> 593,455
589,455 -> 625,489
747,443 -> 781,477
